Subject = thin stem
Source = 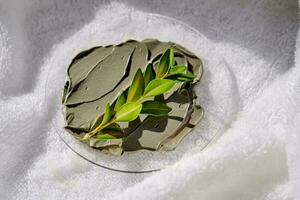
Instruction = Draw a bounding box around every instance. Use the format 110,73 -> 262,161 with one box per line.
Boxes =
82,118 -> 116,140
136,95 -> 146,103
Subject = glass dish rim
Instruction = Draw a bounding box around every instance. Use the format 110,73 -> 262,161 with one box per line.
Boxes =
46,12 -> 213,174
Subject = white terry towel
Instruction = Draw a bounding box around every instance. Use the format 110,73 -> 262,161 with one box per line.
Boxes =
0,1 -> 299,199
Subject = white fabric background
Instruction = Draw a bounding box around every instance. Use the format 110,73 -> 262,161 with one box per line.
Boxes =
0,0 -> 299,199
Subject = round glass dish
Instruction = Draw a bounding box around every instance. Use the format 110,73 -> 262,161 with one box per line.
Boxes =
47,12 -> 220,173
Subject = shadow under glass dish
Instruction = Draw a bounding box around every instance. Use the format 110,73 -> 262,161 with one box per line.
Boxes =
47,13 -> 218,173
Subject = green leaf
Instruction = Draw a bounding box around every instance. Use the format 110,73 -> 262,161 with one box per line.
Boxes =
102,123 -> 122,132
94,123 -> 124,139
114,91 -> 126,111
141,100 -> 172,116
166,73 -> 196,82
95,134 -> 117,140
144,63 -> 155,86
100,103 -> 112,126
156,48 -> 174,78
115,102 -> 142,122
168,65 -> 187,75
143,79 -> 176,97
184,72 -> 196,79
127,69 -> 145,102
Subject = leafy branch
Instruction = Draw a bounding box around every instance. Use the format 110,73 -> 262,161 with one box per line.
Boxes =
82,48 -> 196,141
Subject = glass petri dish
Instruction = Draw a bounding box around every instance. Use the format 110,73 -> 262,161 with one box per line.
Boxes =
46,12 -> 220,173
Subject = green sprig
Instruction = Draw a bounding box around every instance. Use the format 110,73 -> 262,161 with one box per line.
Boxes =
82,48 -> 196,141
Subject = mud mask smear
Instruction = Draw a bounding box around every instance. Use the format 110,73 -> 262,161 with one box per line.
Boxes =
62,39 -> 204,156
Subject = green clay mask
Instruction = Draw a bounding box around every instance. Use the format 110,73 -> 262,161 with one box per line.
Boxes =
62,39 -> 203,155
